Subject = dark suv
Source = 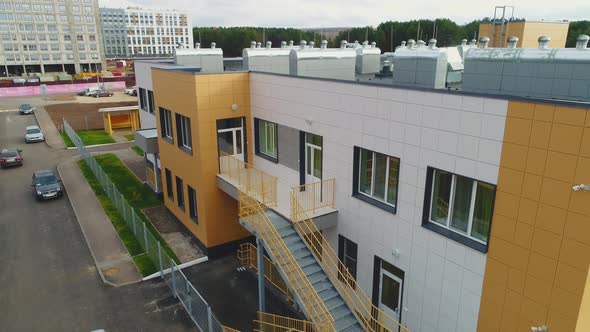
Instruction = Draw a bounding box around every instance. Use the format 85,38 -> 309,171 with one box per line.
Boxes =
31,170 -> 64,200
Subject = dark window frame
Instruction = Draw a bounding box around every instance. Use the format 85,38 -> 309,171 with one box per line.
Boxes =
338,235 -> 358,289
188,185 -> 197,223
159,107 -> 173,144
165,168 -> 173,201
147,90 -> 154,114
254,118 -> 278,163
175,113 -> 192,155
422,166 -> 496,253
175,176 -> 184,211
352,146 -> 399,214
138,87 -> 146,110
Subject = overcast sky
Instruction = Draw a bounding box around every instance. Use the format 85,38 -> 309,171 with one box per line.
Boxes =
98,0 -> 589,28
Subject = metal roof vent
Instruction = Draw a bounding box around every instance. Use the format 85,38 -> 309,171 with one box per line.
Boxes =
195,42 -> 201,49
407,39 -> 416,48
362,41 -> 369,47
289,40 -> 294,47
417,40 -> 426,47
266,41 -> 272,49
461,39 -> 467,46
340,40 -> 348,48
250,41 -> 256,49
400,41 -> 407,48
280,41 -> 287,48
256,42 -> 262,48
371,41 -> 376,48
428,38 -> 437,49
479,37 -> 490,48
538,36 -> 551,49
300,40 -> 307,49
576,35 -> 589,49
507,36 -> 519,48
309,41 -> 315,48
211,42 -> 216,49
320,40 -> 328,49
470,39 -> 477,46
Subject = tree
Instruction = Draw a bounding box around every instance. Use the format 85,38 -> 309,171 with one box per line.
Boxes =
566,21 -> 590,47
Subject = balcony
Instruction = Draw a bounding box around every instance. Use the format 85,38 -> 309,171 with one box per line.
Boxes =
216,153 -> 337,230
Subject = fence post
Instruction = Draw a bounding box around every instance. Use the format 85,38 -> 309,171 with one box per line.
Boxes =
158,241 -> 163,278
207,306 -> 213,332
187,282 -> 192,314
122,199 -> 126,220
171,258 -> 177,298
132,210 -> 137,235
143,222 -> 149,253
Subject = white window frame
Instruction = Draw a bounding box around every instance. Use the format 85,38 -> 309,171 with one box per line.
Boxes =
180,115 -> 192,150
258,119 -> 277,158
357,148 -> 399,208
428,169 -> 492,245
162,108 -> 173,139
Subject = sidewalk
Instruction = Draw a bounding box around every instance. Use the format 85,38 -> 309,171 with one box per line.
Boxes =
34,106 -> 66,149
58,157 -> 142,286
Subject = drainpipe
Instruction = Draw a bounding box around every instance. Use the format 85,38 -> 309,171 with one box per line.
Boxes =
257,237 -> 266,312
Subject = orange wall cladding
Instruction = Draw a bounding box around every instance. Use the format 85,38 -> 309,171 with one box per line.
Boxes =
477,101 -> 590,332
153,69 -> 253,250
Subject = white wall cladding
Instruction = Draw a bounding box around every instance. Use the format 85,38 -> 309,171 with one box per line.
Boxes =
250,73 -> 509,332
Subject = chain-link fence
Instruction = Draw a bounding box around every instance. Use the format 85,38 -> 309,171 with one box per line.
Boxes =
64,119 -> 227,332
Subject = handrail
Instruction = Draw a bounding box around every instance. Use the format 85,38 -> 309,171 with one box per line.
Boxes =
222,326 -> 241,332
291,185 -> 411,332
238,192 -> 335,330
290,178 -> 336,221
255,311 -> 331,332
219,151 -> 278,207
237,243 -> 295,304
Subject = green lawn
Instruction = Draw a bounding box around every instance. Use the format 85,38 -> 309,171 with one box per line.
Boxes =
124,134 -> 135,141
131,146 -> 144,157
61,130 -> 115,147
78,154 -> 180,276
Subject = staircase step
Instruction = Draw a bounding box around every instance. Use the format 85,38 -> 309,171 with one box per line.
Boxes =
296,256 -> 316,268
325,296 -> 346,311
331,305 -> 353,321
287,242 -> 308,252
293,247 -> 311,259
283,234 -> 302,245
278,227 -> 297,237
341,323 -> 364,332
335,316 -> 359,331
307,271 -> 328,284
312,280 -> 333,293
302,264 -> 322,276
318,288 -> 339,302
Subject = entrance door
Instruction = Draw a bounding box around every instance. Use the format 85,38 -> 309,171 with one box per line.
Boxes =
305,133 -> 322,184
379,268 -> 402,323
217,118 -> 244,161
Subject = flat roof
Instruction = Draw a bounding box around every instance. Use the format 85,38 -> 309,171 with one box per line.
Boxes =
135,128 -> 158,139
98,106 -> 139,113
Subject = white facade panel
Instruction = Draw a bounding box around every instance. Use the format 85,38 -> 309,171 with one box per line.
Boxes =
249,73 -> 509,332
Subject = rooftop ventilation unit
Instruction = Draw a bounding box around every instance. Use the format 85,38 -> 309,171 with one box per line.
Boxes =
356,41 -> 381,74
243,40 -> 293,75
463,34 -> 590,101
289,42 -> 357,81
457,38 -> 476,60
507,36 -> 519,48
392,39 -> 452,89
173,42 -> 223,73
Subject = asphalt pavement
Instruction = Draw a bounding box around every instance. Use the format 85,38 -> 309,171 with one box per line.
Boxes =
0,103 -> 194,331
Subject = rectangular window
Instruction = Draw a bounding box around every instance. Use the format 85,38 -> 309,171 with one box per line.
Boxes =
165,168 -> 173,201
176,176 -> 184,211
159,107 -> 173,142
188,186 -> 198,222
255,119 -> 278,161
338,235 -> 358,288
147,90 -> 154,114
353,147 -> 400,213
138,88 -> 146,110
175,114 -> 192,152
423,167 -> 496,252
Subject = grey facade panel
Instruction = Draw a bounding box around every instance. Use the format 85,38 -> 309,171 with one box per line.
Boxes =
277,124 -> 299,172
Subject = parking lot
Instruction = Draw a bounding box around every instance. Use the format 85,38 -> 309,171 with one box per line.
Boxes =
0,99 -> 193,331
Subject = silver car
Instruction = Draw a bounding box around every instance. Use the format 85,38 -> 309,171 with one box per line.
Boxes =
24,125 -> 45,143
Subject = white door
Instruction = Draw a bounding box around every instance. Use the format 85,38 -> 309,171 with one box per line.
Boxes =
217,126 -> 244,161
379,268 -> 403,324
304,133 -> 322,184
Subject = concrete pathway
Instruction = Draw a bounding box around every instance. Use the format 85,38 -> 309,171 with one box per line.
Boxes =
58,157 -> 142,286
33,106 -> 66,149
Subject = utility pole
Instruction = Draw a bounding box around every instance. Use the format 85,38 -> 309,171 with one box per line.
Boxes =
390,24 -> 393,52
416,20 -> 420,41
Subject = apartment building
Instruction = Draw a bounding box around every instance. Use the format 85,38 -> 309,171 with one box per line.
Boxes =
134,39 -> 590,332
478,20 -> 569,48
0,0 -> 105,75
99,7 -> 127,58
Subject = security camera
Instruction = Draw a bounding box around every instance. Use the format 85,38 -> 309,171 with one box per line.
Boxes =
573,184 -> 589,191
531,325 -> 548,332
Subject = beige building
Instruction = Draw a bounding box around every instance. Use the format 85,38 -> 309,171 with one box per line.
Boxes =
479,21 -> 569,48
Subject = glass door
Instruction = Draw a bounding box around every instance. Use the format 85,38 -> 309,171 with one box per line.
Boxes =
305,133 -> 322,184
379,268 -> 402,324
217,118 -> 244,161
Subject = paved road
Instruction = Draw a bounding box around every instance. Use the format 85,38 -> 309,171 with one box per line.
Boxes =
0,109 -> 194,331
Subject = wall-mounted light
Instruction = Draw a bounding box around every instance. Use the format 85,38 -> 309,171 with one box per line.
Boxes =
305,117 -> 313,125
572,184 -> 589,191
231,104 -> 238,111
392,249 -> 401,258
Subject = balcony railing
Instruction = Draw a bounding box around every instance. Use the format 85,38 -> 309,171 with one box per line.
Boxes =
254,312 -> 330,332
219,152 -> 277,207
290,178 -> 336,221
291,188 -> 411,332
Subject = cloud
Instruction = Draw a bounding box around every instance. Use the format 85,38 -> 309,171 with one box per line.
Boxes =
98,0 -> 589,27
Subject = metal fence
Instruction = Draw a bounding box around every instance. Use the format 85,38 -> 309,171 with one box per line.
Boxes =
64,119 -> 228,332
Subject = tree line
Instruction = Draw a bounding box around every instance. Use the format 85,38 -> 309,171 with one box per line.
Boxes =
193,19 -> 590,57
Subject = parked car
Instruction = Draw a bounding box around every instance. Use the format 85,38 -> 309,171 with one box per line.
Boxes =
18,104 -> 35,115
125,86 -> 137,95
31,169 -> 64,200
79,87 -> 103,96
0,148 -> 23,168
92,90 -> 114,98
24,125 -> 45,143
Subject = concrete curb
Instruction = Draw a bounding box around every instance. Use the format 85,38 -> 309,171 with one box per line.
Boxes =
66,141 -> 134,150
57,158 -> 118,288
142,256 -> 209,281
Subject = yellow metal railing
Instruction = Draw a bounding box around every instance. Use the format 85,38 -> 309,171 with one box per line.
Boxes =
238,192 -> 335,330
290,178 -> 336,221
219,152 -> 278,207
291,185 -> 411,332
237,243 -> 295,304
254,312 -> 330,332
222,326 -> 241,332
